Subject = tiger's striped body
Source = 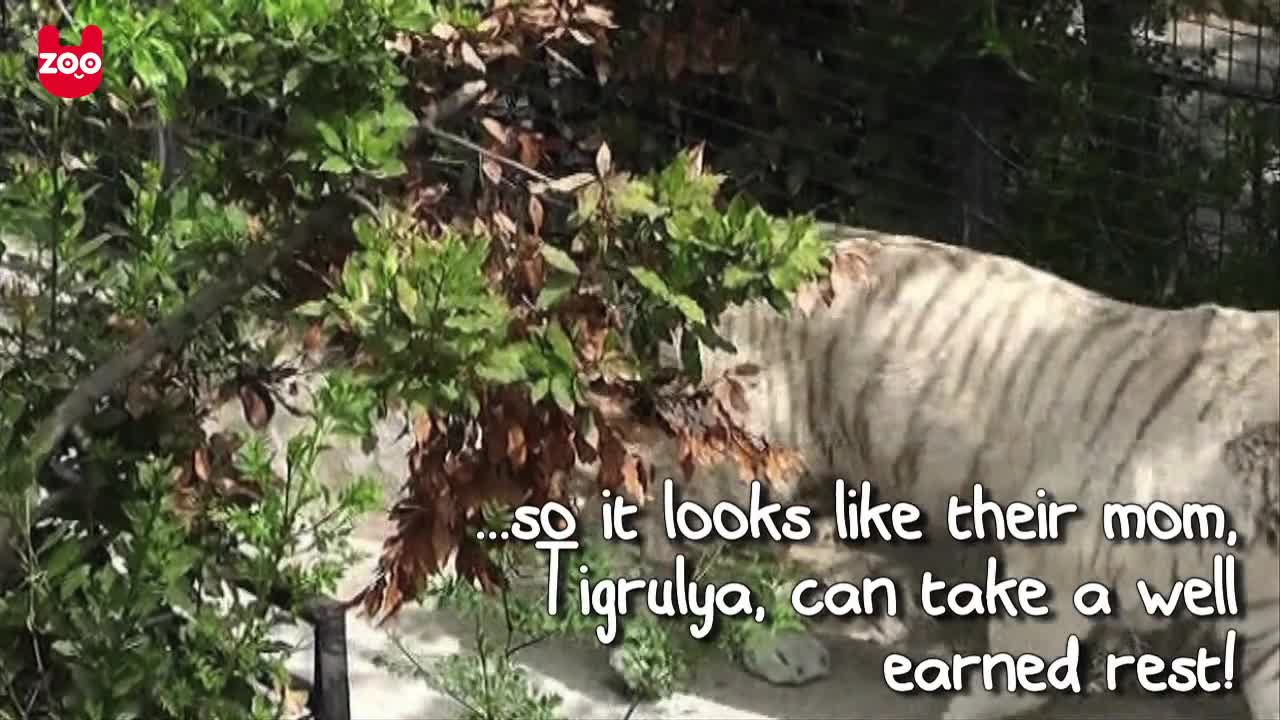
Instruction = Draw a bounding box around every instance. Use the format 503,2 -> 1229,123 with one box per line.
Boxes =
644,226 -> 1280,719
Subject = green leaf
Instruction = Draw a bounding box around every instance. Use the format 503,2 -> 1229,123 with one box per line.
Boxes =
148,38 -> 187,89
320,155 -> 353,174
545,321 -> 576,368
378,158 -> 408,177
536,274 -> 575,309
315,121 -> 343,152
550,373 -> 575,414
611,178 -> 664,220
575,183 -> 603,222
43,539 -> 83,578
723,265 -> 760,289
627,266 -> 671,300
130,48 -> 164,89
67,231 -> 114,266
295,300 -> 328,317
539,244 -> 580,276
382,102 -> 417,132
476,345 -> 527,384
51,639 -> 79,659
669,293 -> 707,325
283,66 -> 306,94
395,277 -> 419,318
530,377 -> 550,404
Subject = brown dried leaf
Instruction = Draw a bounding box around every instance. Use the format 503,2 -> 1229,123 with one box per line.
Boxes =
303,322 -> 326,354
193,446 -> 212,482
414,414 -> 434,445
239,381 -> 275,430
507,423 -> 528,468
542,420 -> 578,478
595,142 -> 612,178
518,253 -> 545,296
480,117 -> 509,144
479,39 -> 521,58
579,3 -> 617,27
431,22 -> 458,40
583,386 -> 636,423
460,42 -> 487,73
481,158 -> 503,184
547,172 -> 596,194
688,142 -> 706,176
492,210 -> 517,236
519,4 -> 557,28
456,537 -> 503,593
595,424 -> 628,494
528,195 -> 545,235
516,132 -> 543,169
620,452 -> 646,503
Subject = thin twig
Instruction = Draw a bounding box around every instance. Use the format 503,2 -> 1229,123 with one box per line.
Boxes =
424,124 -> 556,186
420,79 -> 489,128
415,79 -> 556,186
0,204 -> 336,583
389,632 -> 484,718
47,103 -> 63,355
544,45 -> 587,79
504,630 -> 553,657
52,0 -> 77,29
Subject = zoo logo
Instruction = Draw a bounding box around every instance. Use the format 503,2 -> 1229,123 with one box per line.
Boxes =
37,24 -> 103,99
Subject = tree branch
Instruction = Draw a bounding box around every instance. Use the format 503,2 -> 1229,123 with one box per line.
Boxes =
0,80 -> 489,583
0,204 -> 346,580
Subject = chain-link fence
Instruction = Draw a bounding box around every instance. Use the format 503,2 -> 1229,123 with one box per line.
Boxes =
3,0 -> 1275,308
560,0 -> 1278,308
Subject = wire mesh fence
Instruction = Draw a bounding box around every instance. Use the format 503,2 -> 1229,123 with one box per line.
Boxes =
552,0 -> 1278,309
2,0 -> 1275,310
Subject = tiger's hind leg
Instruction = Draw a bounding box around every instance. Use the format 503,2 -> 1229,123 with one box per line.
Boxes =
941,544 -> 1092,720
940,613 -> 1092,720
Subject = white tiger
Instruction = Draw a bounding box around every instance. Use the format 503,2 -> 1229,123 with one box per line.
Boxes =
623,224 -> 1280,720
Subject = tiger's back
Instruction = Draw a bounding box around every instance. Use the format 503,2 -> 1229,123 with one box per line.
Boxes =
667,226 -> 1279,718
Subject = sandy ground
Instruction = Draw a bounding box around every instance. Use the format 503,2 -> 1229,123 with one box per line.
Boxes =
271,518 -> 1253,720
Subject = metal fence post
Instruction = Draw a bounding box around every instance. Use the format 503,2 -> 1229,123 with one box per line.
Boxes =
305,598 -> 352,720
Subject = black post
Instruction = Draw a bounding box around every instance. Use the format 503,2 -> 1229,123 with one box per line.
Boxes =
306,599 -> 352,720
